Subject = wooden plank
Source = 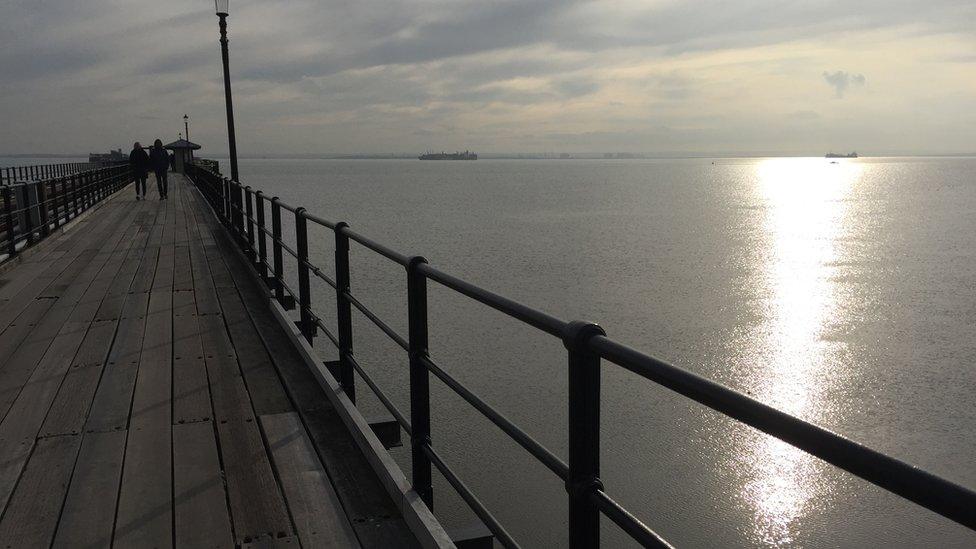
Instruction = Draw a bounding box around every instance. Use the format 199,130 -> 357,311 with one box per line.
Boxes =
52,430 -> 127,548
195,284 -> 222,316
217,417 -> 294,543
114,424 -> 172,547
0,299 -> 54,373
0,319 -> 90,510
0,435 -> 82,546
86,314 -> 144,433
114,287 -> 173,546
173,289 -> 196,318
174,359 -> 211,424
261,412 -> 360,548
120,291 -> 150,319
129,248 -> 158,294
216,286 -> 292,416
39,319 -> 116,436
203,221 -> 417,545
174,246 -> 193,290
129,291 -> 171,432
173,420 -> 234,547
174,312 -> 212,424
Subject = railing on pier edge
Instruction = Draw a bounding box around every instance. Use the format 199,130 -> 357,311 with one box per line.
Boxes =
186,164 -> 976,548
0,164 -> 132,264
0,161 -> 101,186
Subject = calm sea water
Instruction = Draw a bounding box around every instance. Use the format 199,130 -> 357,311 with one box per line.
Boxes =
15,154 -> 975,546
223,156 -> 976,548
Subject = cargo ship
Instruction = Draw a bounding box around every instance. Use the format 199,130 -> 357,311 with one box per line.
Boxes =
825,152 -> 858,158
419,150 -> 477,160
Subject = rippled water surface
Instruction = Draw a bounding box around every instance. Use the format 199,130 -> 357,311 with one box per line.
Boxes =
222,156 -> 974,547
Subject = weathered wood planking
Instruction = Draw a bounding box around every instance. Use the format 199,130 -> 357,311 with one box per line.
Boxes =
51,430 -> 127,548
0,435 -> 82,546
261,412 -> 361,548
40,320 -> 118,437
0,175 -> 420,548
216,285 -> 293,416
173,420 -> 235,547
114,288 -> 173,546
198,179 -> 419,548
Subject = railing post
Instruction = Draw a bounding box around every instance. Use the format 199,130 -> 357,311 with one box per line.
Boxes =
23,184 -> 34,247
407,255 -> 433,508
334,222 -> 355,402
224,179 -> 232,227
244,186 -> 255,259
83,171 -> 91,210
563,321 -> 606,549
255,191 -> 268,278
295,207 -> 314,342
270,197 -> 285,303
72,173 -> 80,217
52,179 -> 62,230
3,186 -> 15,257
37,181 -> 49,237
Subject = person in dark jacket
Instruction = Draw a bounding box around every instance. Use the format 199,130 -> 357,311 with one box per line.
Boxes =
129,142 -> 150,200
149,139 -> 169,199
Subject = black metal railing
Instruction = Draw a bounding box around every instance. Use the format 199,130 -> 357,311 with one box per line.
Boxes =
1,165 -> 132,263
187,165 -> 976,548
0,162 -> 100,186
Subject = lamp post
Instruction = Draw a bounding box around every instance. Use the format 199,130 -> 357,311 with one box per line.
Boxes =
215,0 -> 242,230
184,114 -> 190,143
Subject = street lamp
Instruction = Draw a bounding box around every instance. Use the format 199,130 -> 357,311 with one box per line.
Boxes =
215,0 -> 239,183
183,114 -> 190,142
214,0 -> 242,231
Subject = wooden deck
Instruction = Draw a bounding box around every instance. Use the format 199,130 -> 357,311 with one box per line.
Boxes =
0,175 -> 419,548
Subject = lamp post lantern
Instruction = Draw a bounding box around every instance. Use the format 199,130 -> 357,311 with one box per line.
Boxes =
214,0 -> 242,231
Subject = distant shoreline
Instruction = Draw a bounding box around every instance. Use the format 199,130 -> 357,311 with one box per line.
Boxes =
4,152 -> 976,161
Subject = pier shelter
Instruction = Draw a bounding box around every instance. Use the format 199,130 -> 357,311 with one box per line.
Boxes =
164,138 -> 201,174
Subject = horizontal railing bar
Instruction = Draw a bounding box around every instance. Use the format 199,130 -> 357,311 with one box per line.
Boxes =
587,335 -> 976,531
312,316 -> 341,348
278,239 -> 299,260
422,444 -> 520,549
344,290 -> 409,351
340,226 -> 409,266
589,490 -> 673,549
421,355 -> 569,480
306,260 -> 337,289
272,197 -> 299,213
303,210 -> 336,230
417,263 -> 569,338
347,354 -> 412,435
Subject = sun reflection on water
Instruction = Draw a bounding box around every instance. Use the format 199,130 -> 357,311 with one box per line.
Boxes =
740,158 -> 863,546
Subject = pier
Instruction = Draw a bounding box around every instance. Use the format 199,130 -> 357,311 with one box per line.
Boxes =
0,160 -> 974,548
0,168 -> 430,547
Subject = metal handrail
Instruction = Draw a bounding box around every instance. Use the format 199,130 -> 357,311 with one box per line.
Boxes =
1,161 -> 104,185
186,165 -> 976,548
2,165 -> 131,262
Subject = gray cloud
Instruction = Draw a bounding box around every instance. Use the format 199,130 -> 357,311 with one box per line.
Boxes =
0,0 -> 974,155
822,70 -> 866,98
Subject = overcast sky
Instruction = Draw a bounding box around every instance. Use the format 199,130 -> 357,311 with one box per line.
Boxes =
2,0 -> 974,155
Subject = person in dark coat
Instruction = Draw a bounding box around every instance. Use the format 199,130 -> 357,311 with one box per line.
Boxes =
129,142 -> 150,200
149,139 -> 169,199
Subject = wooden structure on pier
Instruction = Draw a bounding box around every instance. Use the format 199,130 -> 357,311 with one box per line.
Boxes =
0,175 -> 420,547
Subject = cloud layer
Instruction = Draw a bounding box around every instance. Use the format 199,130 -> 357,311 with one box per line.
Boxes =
1,0 -> 974,155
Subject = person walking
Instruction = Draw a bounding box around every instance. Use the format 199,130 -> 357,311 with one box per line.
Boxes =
149,139 -> 169,199
129,142 -> 149,200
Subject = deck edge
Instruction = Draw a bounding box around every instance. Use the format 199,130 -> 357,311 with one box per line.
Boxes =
189,183 -> 455,549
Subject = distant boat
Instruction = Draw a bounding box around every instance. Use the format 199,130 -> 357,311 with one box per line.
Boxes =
419,150 -> 477,160
825,152 -> 858,158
